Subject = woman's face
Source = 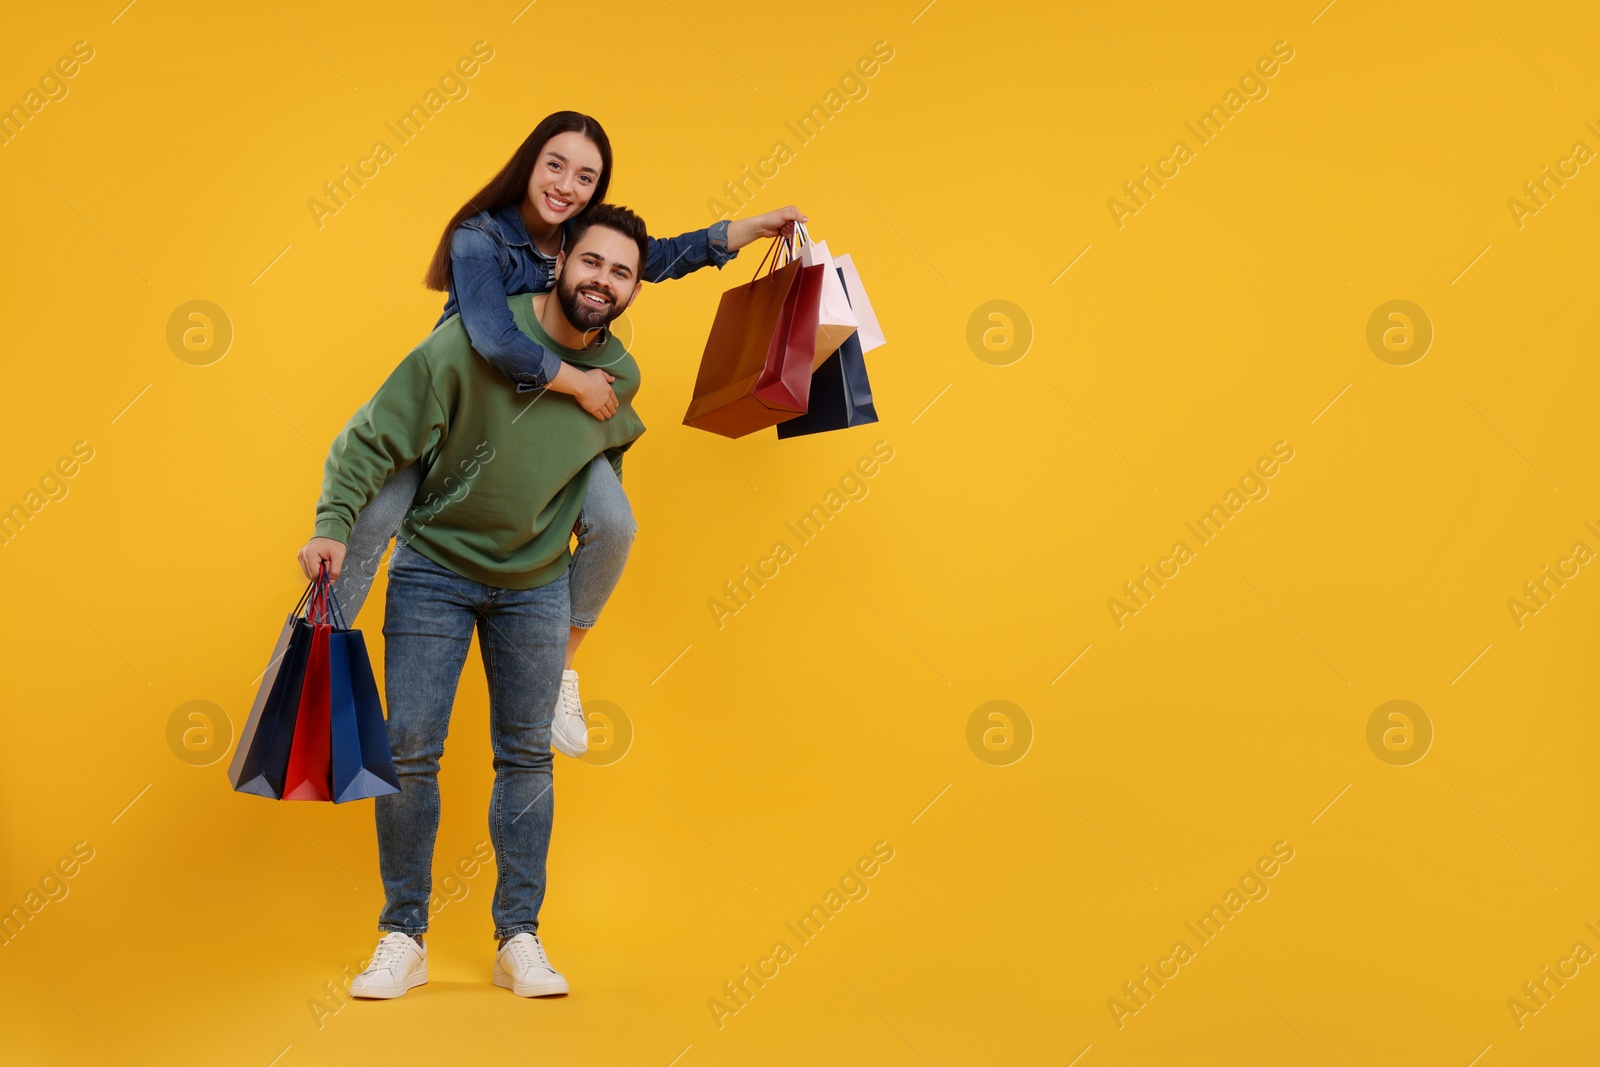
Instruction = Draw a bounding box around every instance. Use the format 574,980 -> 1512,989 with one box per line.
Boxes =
526,131 -> 604,226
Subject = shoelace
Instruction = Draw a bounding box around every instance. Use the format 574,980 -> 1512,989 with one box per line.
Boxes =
369,935 -> 414,975
509,936 -> 550,971
558,679 -> 582,719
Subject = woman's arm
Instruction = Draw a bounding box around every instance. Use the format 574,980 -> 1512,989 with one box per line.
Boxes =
724,206 -> 808,254
642,206 -> 807,283
545,361 -> 620,419
450,226 -> 562,390
453,227 -> 619,418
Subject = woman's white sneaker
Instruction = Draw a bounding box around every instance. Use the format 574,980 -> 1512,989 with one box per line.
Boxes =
494,932 -> 569,996
349,932 -> 428,999
549,670 -> 588,758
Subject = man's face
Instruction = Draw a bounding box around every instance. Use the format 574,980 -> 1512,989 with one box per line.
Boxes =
554,227 -> 641,332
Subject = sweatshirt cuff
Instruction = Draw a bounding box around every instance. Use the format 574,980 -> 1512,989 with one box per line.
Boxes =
314,518 -> 351,544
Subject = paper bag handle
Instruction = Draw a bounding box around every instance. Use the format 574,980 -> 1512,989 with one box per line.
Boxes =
296,562 -> 348,629
747,222 -> 800,287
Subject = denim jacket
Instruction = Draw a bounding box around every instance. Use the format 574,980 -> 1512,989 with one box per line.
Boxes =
435,203 -> 736,391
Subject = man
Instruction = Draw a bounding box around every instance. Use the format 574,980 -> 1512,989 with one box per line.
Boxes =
295,203 -> 650,999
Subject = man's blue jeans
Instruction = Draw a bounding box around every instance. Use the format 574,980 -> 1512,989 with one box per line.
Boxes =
375,538 -> 567,941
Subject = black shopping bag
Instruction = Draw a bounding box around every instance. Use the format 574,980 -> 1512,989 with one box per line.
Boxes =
231,607 -> 314,799
231,572 -> 327,800
776,328 -> 878,438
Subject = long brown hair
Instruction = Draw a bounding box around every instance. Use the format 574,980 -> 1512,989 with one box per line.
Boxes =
423,111 -> 614,292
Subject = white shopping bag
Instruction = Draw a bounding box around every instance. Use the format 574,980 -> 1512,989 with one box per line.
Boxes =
831,253 -> 885,353
796,225 -> 858,369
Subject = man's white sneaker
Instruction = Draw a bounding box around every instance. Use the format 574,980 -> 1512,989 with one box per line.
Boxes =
349,932 -> 428,999
549,669 -> 588,758
494,932 -> 569,997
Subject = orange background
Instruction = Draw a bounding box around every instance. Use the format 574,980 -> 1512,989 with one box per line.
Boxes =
2,1 -> 1599,1064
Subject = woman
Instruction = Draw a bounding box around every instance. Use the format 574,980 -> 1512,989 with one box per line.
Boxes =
329,110 -> 804,757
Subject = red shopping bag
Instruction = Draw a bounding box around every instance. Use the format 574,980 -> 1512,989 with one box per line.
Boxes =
684,228 -> 824,438
282,573 -> 335,801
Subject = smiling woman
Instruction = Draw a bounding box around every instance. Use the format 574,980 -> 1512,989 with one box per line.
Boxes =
286,106 -> 805,1003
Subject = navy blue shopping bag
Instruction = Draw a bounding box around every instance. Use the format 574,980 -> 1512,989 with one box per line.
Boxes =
230,578 -> 319,799
777,266 -> 879,438
776,329 -> 878,438
328,626 -> 401,804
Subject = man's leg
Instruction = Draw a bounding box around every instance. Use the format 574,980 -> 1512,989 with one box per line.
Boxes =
374,539 -> 480,934
476,569 -> 570,941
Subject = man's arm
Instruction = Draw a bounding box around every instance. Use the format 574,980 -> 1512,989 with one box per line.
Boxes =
298,350 -> 446,579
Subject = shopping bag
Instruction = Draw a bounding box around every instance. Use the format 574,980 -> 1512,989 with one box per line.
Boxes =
776,329 -> 879,438
282,578 -> 335,801
796,224 -> 857,368
231,582 -> 320,798
231,620 -> 313,798
329,628 -> 401,803
777,254 -> 824,400
282,621 -> 333,801
833,254 -> 885,353
229,603 -> 300,793
684,230 -> 824,438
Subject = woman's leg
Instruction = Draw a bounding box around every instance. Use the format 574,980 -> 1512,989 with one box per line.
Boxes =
333,462 -> 422,623
564,456 -> 637,668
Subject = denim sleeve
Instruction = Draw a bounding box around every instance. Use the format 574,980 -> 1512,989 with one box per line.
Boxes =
450,226 -> 562,390
642,219 -> 737,283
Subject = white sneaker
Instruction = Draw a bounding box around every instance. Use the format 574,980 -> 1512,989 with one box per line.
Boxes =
550,669 -> 588,758
348,932 -> 428,999
494,932 -> 569,997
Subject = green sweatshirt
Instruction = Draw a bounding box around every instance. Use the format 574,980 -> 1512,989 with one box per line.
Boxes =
314,294 -> 645,589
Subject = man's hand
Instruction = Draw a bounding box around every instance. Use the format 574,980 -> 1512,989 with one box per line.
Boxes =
727,206 -> 808,251
577,367 -> 618,420
298,537 -> 347,581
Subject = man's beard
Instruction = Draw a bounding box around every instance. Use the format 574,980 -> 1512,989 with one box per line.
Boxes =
556,274 -> 623,332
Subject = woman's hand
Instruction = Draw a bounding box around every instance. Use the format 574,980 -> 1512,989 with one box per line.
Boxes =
546,361 -> 618,419
298,537 -> 346,581
727,206 -> 808,251
576,367 -> 618,420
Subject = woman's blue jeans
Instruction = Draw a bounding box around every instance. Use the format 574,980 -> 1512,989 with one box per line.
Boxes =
333,454 -> 635,629
375,539 -> 567,940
